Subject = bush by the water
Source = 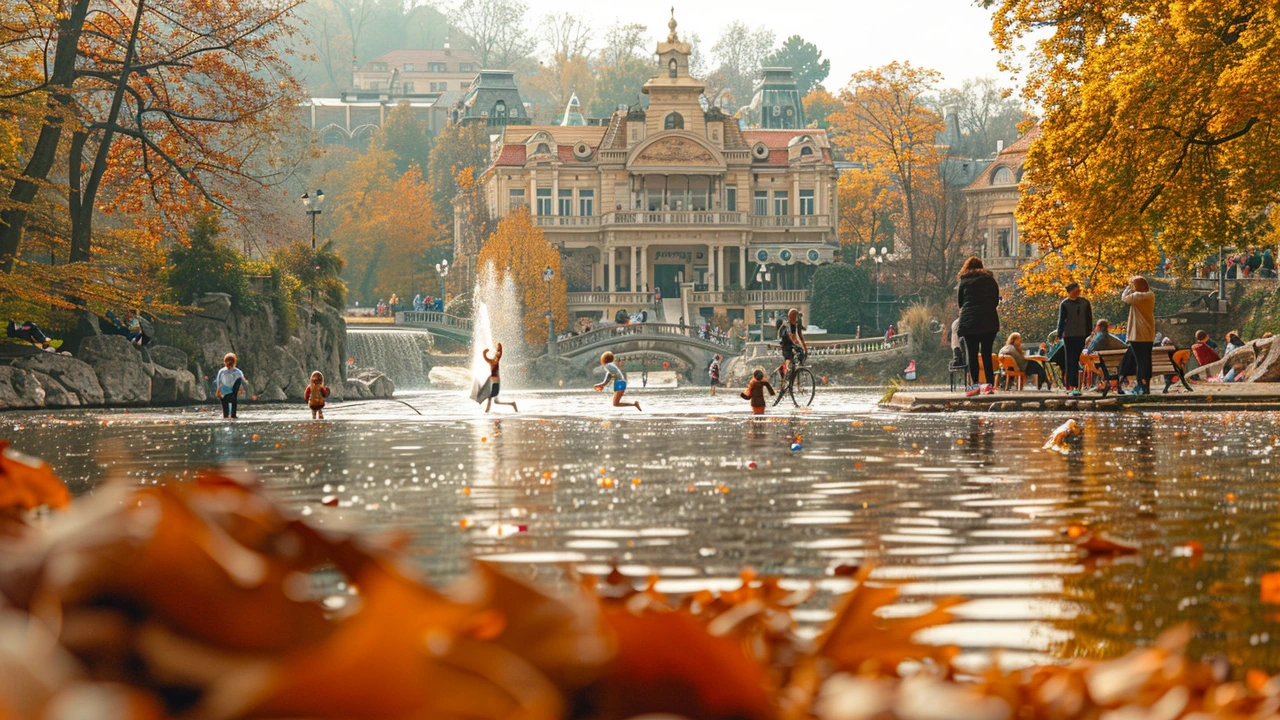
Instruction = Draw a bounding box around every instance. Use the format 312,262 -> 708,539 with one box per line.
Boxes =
167,212 -> 260,311
810,262 -> 871,333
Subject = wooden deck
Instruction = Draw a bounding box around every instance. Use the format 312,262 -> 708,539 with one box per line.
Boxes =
884,384 -> 1280,413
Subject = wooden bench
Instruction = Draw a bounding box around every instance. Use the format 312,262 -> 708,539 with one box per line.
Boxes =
1091,346 -> 1192,396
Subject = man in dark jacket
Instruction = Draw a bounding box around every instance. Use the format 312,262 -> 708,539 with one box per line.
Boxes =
1056,282 -> 1093,395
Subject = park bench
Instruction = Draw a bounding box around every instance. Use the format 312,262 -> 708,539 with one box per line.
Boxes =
1091,346 -> 1192,396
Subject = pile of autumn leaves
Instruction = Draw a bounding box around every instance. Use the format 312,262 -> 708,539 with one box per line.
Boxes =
3,449 -> 1280,719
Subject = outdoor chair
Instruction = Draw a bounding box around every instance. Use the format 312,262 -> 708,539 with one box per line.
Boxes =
948,338 -> 969,391
998,354 -> 1025,390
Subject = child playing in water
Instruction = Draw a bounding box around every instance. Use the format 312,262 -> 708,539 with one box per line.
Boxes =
214,353 -> 246,419
482,343 -> 518,413
708,354 -> 722,396
740,368 -> 776,415
305,371 -> 330,419
594,351 -> 641,411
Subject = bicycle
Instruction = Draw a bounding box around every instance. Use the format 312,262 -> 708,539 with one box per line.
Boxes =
770,350 -> 816,407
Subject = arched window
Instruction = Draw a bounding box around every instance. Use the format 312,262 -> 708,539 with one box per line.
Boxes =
534,143 -> 551,156
664,112 -> 684,130
668,58 -> 678,78
491,100 -> 507,126
992,166 -> 1014,185
800,146 -> 814,156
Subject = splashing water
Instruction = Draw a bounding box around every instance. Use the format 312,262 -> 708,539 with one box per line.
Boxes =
346,329 -> 431,389
469,262 -> 528,396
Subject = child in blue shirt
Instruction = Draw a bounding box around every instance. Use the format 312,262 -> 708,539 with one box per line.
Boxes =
214,353 -> 246,419
593,351 -> 641,411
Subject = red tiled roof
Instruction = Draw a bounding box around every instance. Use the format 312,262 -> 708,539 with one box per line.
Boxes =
764,150 -> 789,166
741,129 -> 831,149
557,145 -> 575,162
495,146 -> 526,166
967,124 -> 1041,190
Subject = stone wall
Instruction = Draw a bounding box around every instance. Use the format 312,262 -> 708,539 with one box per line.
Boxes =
0,293 -> 391,410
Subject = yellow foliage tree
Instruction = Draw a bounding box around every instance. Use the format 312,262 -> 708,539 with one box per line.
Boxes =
837,168 -> 899,259
988,0 -> 1280,293
323,148 -> 438,303
476,208 -> 568,348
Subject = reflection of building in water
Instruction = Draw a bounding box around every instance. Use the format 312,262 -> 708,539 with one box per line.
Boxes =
964,125 -> 1042,277
458,13 -> 839,328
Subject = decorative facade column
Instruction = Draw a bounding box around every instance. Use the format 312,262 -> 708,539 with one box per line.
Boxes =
529,170 -> 537,215
552,169 -> 560,216
739,243 -> 748,288
639,245 -> 648,294
605,243 -> 614,293
717,243 -> 726,291
631,245 -> 639,291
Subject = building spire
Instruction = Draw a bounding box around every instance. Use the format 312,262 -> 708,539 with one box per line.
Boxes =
667,7 -> 679,43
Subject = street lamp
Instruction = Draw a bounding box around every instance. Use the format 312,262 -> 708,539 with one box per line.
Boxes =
300,190 -> 325,249
301,190 -> 325,304
434,259 -> 449,313
869,246 -> 888,333
755,263 -> 772,341
543,265 -> 555,345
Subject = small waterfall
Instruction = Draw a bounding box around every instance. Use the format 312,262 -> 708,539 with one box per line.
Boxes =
469,262 -> 529,391
346,329 -> 431,389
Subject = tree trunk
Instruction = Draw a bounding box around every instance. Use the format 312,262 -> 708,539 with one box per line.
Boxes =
0,0 -> 92,270
68,0 -> 147,264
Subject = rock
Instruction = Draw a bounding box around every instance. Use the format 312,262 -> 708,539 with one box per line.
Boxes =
1076,400 -> 1095,410
344,371 -> 394,400
0,367 -> 45,408
76,335 -> 150,406
150,365 -> 203,404
367,374 -> 395,398
1044,399 -> 1064,409
1021,401 -> 1042,410
1064,400 -> 1078,409
195,292 -> 233,321
149,345 -> 188,372
343,379 -> 371,399
32,371 -> 79,407
10,353 -> 104,405
262,386 -> 287,402
1095,398 -> 1119,409
991,401 -> 1018,411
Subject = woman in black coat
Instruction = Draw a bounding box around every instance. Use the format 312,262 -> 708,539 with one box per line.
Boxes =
956,256 -> 1001,394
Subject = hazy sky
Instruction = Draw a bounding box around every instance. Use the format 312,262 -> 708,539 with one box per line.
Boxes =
524,0 -> 1010,91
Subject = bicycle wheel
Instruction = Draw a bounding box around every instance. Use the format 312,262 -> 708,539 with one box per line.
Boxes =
790,368 -> 816,407
770,369 -> 789,406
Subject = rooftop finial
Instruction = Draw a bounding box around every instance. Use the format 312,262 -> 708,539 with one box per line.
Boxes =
667,7 -> 678,42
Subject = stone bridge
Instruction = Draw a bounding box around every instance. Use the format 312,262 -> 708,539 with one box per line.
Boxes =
552,323 -> 740,369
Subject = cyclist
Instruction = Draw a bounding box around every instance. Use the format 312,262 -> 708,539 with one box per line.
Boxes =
774,308 -> 809,381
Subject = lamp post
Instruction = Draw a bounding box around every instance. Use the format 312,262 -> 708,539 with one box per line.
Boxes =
755,263 -> 771,341
301,190 -> 325,304
869,246 -> 888,333
543,265 -> 555,346
435,259 -> 449,313
301,190 -> 325,249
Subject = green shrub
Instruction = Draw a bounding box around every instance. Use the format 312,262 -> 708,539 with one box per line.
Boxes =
810,262 -> 871,334
168,212 -> 260,311
271,240 -> 347,310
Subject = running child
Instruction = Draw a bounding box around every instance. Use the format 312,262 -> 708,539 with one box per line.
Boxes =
214,353 -> 246,419
482,343 -> 518,413
593,351 -> 641,411
305,371 -> 330,419
740,368 -> 776,415
708,354 -> 722,396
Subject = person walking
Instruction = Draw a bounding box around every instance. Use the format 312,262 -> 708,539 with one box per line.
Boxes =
1056,282 -> 1093,396
956,256 -> 1001,397
1122,275 -> 1156,395
215,353 -> 247,419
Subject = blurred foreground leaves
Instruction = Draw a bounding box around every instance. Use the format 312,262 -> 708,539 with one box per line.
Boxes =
3,460 -> 1280,719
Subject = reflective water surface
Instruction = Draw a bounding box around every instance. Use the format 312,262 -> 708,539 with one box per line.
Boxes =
8,388 -> 1280,672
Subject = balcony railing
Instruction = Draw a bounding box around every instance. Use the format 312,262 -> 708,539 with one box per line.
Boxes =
688,289 -> 810,305
981,256 -> 1030,270
533,215 -> 601,228
744,333 -> 910,359
751,214 -> 831,228
554,322 -> 737,354
566,292 -> 654,307
395,311 -> 474,331
603,211 -> 746,226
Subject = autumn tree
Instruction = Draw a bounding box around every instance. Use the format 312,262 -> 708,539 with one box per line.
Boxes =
378,103 -> 433,175
986,0 -> 1278,292
803,89 -> 844,130
830,63 -> 946,291
838,168 -> 898,260
937,77 -> 1028,159
528,14 -> 595,115
451,0 -> 537,69
762,35 -> 830,95
588,21 -> 653,117
476,208 -> 567,347
426,122 -> 490,244
709,22 -> 775,110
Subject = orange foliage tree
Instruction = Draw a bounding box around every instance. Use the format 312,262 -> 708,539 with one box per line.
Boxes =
476,208 -> 567,348
322,147 -> 438,304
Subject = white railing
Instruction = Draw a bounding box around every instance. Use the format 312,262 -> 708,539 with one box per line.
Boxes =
395,311 -> 474,332
751,214 -> 832,228
604,211 -> 746,226
566,292 -> 654,307
554,322 -> 738,354
689,289 -> 810,304
534,215 -> 601,228
746,332 -> 911,358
